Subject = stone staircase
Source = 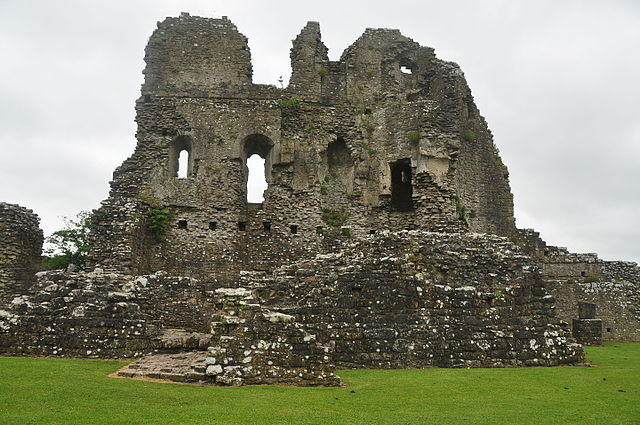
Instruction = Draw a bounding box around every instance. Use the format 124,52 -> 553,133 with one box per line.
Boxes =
116,328 -> 212,383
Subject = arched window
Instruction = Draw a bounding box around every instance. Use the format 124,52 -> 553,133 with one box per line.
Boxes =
246,154 -> 267,203
168,136 -> 193,178
242,134 -> 273,204
390,159 -> 414,211
177,150 -> 189,178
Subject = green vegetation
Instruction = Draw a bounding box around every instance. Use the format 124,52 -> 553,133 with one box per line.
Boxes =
0,343 -> 638,424
275,96 -> 302,112
42,211 -> 92,271
408,130 -> 420,143
584,275 -> 600,283
145,207 -> 171,242
320,185 -> 329,195
462,129 -> 476,142
452,195 -> 467,221
321,209 -> 350,227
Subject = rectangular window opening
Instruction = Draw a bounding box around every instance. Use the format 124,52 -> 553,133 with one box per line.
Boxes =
238,221 -> 247,231
263,221 -> 271,232
209,221 -> 217,230
290,225 -> 298,234
178,220 -> 188,229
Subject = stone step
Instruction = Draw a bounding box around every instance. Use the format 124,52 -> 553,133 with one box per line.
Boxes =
116,351 -> 209,384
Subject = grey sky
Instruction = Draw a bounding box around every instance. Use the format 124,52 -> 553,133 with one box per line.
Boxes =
1,0 -> 638,262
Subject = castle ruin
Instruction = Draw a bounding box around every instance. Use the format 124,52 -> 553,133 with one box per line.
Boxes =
1,14 -> 638,386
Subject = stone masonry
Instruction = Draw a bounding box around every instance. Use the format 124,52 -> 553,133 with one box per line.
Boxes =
5,14 -> 639,386
0,203 -> 43,305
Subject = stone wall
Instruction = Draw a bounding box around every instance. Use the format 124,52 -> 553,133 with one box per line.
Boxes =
0,269 -> 216,358
88,14 -> 516,280
2,230 -> 585,386
517,228 -> 640,341
201,231 -> 583,386
0,203 -> 43,305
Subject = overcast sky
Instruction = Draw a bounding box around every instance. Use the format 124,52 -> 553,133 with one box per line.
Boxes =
1,0 -> 639,263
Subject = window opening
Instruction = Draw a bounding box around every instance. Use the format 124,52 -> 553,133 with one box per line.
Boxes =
369,230 -> 376,235
178,220 -> 188,229
209,222 -> 217,230
238,221 -> 247,231
247,154 -> 267,202
390,159 -> 414,212
290,225 -> 298,234
606,328 -> 611,332
169,136 -> 193,178
263,221 -> 271,232
177,150 -> 189,178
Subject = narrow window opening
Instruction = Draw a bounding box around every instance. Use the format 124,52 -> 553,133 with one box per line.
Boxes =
209,222 -> 217,230
144,94 -> 151,103
544,250 -> 549,256
390,159 -> 414,212
369,230 -> 376,235
606,328 -> 612,332
178,220 -> 188,229
169,136 -> 193,178
238,221 -> 247,231
400,65 -> 412,74
290,225 -> 298,234
247,154 -> 267,203
580,271 -> 586,277
263,221 -> 271,232
177,150 -> 189,178
364,108 -> 372,115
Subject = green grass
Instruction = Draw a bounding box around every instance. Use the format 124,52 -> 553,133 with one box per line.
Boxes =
1,343 -> 638,424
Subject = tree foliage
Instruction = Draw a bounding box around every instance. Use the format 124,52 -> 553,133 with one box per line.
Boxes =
42,211 -> 92,271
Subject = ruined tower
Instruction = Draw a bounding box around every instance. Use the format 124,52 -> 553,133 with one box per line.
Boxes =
89,14 -> 516,281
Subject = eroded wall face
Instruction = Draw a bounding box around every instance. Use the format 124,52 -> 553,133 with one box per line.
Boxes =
89,14 -> 517,280
0,203 -> 43,304
517,228 -> 640,342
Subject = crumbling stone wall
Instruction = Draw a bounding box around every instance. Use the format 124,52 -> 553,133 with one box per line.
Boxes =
517,228 -> 640,341
89,14 -> 515,281
0,269 -> 216,358
0,203 -> 43,305
202,231 -> 583,386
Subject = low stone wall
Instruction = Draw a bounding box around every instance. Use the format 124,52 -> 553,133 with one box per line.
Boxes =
0,203 -> 43,305
2,231 -> 585,386
238,231 -> 584,369
516,228 -> 640,342
0,269 -> 217,357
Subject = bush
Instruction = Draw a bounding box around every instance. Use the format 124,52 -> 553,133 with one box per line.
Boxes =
146,207 -> 171,242
42,211 -> 92,271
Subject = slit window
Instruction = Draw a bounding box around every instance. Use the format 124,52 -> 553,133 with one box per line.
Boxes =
209,222 -> 217,230
290,225 -> 298,234
178,220 -> 188,229
263,221 -> 271,232
177,150 -> 189,178
238,222 -> 247,231
390,159 -> 414,212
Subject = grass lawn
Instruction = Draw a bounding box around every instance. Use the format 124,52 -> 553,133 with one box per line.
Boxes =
0,343 -> 638,425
